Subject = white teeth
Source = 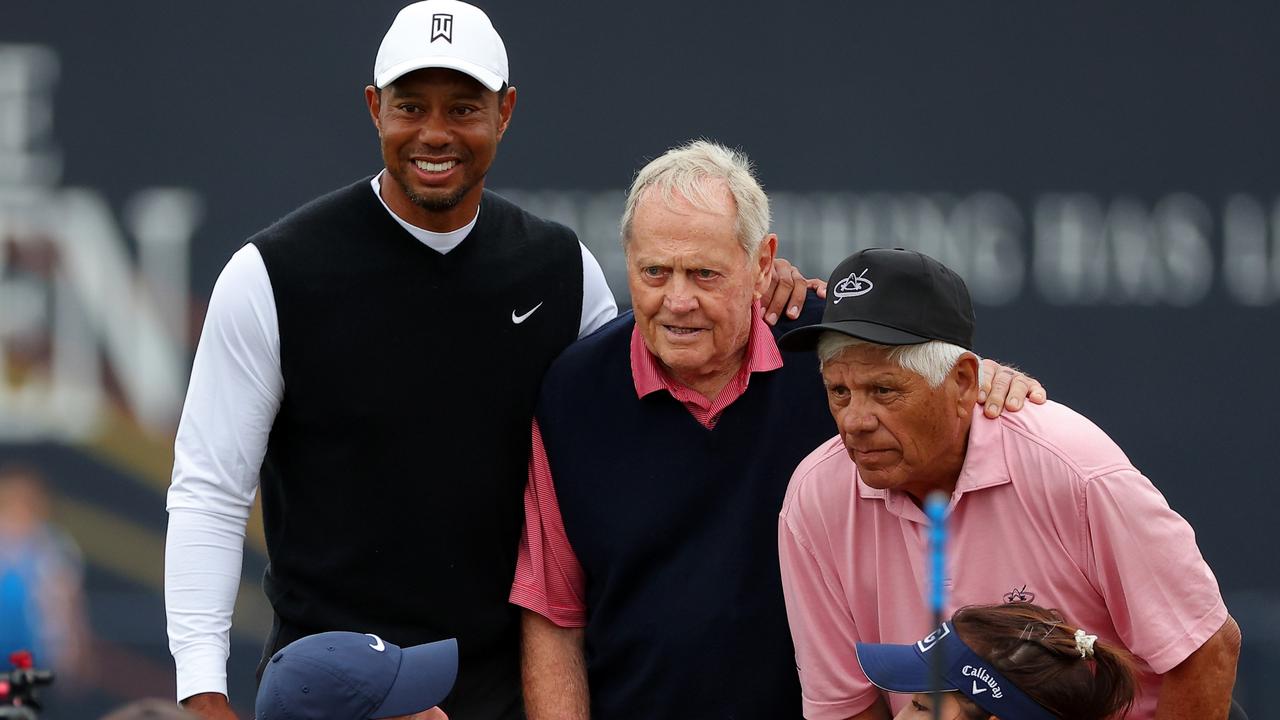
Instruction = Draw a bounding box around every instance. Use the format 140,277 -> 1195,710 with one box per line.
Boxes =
415,160 -> 457,172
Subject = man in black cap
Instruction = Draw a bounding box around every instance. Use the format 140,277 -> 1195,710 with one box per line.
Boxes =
776,248 -> 1241,719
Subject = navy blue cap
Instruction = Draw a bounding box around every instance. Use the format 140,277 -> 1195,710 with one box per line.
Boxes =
778,248 -> 975,352
255,631 -> 458,720
855,622 -> 1057,720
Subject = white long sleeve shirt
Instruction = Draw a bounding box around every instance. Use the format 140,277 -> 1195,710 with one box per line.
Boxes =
164,176 -> 617,701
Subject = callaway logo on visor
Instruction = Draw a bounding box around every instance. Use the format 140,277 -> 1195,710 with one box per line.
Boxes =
856,622 -> 1058,720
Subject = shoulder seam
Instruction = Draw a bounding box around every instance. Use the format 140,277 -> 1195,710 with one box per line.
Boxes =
999,420 -> 1134,483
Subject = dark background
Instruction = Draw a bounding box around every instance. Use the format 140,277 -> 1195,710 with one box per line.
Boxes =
4,1 -> 1278,717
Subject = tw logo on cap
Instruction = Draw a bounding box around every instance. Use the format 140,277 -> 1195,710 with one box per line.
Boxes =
431,13 -> 453,43
832,268 -> 873,303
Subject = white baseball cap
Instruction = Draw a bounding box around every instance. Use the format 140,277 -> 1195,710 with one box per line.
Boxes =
374,0 -> 509,91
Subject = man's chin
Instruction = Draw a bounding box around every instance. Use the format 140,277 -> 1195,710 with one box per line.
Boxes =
653,348 -> 711,377
391,170 -> 472,213
406,186 -> 468,212
848,457 -> 894,488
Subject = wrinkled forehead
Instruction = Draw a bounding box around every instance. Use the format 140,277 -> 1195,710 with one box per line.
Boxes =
635,177 -> 736,220
830,341 -> 897,365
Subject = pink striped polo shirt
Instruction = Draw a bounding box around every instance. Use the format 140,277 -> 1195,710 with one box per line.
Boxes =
510,302 -> 783,625
778,400 -> 1227,719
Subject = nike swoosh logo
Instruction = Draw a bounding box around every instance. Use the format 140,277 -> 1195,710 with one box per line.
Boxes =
367,633 -> 386,652
511,302 -> 543,324
971,681 -> 987,695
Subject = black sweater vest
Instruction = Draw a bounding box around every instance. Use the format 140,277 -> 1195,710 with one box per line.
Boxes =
252,180 -> 582,719
535,294 -> 834,720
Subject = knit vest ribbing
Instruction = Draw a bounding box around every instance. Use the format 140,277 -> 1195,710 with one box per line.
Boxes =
535,295 -> 833,720
252,180 -> 582,720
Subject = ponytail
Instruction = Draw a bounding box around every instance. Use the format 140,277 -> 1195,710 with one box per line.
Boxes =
951,604 -> 1138,720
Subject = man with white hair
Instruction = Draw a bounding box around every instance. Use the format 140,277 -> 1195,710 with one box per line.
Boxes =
512,143 -> 1043,719
776,248 -> 1241,719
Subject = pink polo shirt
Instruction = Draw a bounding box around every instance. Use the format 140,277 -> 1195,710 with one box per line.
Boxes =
778,400 -> 1227,720
511,303 -> 783,625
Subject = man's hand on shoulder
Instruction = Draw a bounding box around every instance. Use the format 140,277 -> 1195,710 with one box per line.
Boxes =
181,692 -> 239,719
979,358 -> 1047,418
764,257 -> 827,325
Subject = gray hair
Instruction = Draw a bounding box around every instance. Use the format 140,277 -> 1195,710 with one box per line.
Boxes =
815,332 -> 977,388
619,139 -> 771,256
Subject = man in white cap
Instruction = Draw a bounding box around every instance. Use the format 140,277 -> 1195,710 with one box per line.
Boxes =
163,2 -> 630,718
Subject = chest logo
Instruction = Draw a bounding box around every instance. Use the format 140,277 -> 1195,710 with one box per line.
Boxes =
512,302 -> 544,324
431,13 -> 453,43
832,268 -> 873,303
1003,584 -> 1036,604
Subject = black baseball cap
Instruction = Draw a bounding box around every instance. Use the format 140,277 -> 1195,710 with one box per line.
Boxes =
778,248 -> 975,351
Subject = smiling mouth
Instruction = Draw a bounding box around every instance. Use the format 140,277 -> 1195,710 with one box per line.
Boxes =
414,159 -> 457,173
663,325 -> 706,336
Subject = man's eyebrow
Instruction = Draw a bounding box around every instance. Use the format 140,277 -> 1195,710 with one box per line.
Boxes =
386,87 -> 487,102
869,373 -> 909,386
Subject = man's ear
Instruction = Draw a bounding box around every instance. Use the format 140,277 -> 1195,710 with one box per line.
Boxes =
754,234 -> 779,296
952,352 -> 981,416
496,85 -> 517,141
365,85 -> 383,133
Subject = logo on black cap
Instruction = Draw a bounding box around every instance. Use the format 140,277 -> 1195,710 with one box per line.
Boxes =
432,13 -> 453,43
832,268 -> 874,303
776,248 -> 976,352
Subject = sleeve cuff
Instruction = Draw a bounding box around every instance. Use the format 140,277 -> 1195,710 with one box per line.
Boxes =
510,581 -> 587,628
173,647 -> 229,702
801,690 -> 882,720
1142,600 -> 1230,674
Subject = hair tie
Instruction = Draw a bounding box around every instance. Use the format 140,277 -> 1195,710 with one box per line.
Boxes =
1074,629 -> 1098,658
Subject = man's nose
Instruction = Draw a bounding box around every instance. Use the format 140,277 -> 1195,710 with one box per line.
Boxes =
663,275 -> 698,314
418,111 -> 452,146
838,398 -> 879,435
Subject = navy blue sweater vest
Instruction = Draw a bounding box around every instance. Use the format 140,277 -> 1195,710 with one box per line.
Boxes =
535,294 -> 834,719
252,180 -> 582,720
